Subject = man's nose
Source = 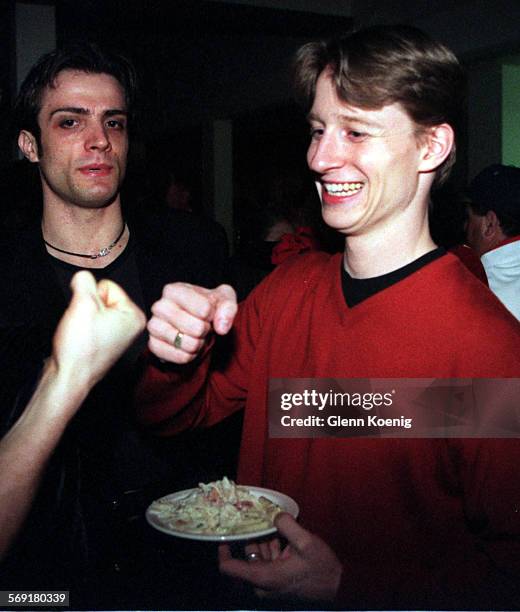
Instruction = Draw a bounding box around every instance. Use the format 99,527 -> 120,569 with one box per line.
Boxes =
307,132 -> 344,174
84,123 -> 111,151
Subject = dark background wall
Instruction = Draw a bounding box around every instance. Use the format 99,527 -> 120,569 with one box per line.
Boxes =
3,0 -> 520,243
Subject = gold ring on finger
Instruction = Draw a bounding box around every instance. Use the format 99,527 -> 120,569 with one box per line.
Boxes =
173,331 -> 184,349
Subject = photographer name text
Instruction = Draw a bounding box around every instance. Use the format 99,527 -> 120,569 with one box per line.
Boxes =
279,389 -> 412,429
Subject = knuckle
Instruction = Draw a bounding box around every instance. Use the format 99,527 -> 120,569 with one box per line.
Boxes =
192,319 -> 208,338
151,300 -> 167,317
176,350 -> 194,364
147,317 -> 161,335
147,336 -> 165,357
194,338 -> 206,353
163,281 -> 185,296
197,300 -> 212,319
298,535 -> 315,555
163,283 -> 193,304
218,284 -> 237,300
182,337 -> 202,355
153,301 -> 179,322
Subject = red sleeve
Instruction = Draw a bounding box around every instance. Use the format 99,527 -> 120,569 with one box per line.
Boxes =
135,281 -> 265,435
134,343 -> 213,433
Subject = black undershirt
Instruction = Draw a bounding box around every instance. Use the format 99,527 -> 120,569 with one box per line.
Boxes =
48,232 -> 146,362
342,247 -> 446,307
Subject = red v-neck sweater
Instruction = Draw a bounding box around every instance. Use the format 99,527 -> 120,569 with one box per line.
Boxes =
137,252 -> 520,609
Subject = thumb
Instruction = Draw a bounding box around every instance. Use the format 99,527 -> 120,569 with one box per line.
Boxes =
97,278 -> 134,309
69,271 -> 103,311
211,284 -> 238,335
97,279 -> 146,332
273,513 -> 310,553
70,270 -> 97,295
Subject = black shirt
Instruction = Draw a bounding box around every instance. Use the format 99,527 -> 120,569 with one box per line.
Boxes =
342,247 -> 446,307
49,231 -> 147,363
0,210 -> 232,609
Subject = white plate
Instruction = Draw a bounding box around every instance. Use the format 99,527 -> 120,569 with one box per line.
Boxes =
145,485 -> 299,542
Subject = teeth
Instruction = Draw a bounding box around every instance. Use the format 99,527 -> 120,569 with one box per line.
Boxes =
323,182 -> 363,195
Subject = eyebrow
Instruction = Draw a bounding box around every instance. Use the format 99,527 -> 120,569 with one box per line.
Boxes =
307,111 -> 383,129
49,107 -> 127,118
339,114 -> 383,129
306,112 -> 321,123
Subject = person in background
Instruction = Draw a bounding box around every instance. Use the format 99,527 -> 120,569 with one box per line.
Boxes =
230,174 -> 325,301
466,163 -> 520,319
429,188 -> 488,284
229,202 -> 318,301
165,172 -> 194,212
138,25 -> 520,610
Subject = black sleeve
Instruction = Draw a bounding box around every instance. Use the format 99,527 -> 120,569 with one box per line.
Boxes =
0,325 -> 45,436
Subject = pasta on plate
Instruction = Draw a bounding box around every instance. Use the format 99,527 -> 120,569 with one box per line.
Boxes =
149,477 -> 283,536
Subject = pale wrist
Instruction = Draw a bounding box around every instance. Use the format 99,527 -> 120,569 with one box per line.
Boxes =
47,356 -> 96,398
33,359 -> 91,421
4,359 -> 91,448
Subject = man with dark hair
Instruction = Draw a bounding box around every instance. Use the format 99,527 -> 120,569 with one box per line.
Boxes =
466,163 -> 520,319
0,42 -> 229,608
139,25 -> 520,609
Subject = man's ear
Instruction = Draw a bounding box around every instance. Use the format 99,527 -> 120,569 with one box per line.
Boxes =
483,210 -> 500,238
18,130 -> 40,163
418,124 -> 454,173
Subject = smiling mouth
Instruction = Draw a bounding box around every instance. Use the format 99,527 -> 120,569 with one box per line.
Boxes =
323,182 -> 364,197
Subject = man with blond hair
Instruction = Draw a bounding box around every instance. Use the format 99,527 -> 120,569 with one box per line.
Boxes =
139,26 -> 520,609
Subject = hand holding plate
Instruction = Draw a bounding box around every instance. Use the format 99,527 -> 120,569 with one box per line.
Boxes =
218,513 -> 343,602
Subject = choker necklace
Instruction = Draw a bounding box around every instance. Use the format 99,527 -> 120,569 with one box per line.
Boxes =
43,222 -> 127,260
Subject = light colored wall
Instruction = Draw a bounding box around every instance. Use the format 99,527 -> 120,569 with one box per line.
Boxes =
203,120 -> 234,247
501,63 -> 520,167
